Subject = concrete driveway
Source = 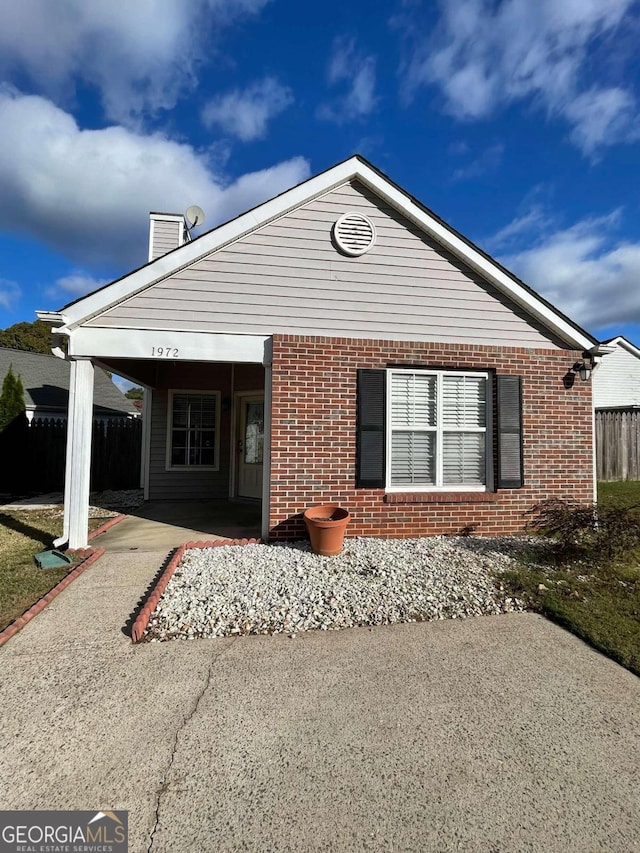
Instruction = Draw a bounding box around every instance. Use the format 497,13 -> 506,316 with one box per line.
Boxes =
1,545 -> 639,852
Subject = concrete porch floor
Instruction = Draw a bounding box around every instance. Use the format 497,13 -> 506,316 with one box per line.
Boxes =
94,500 -> 262,551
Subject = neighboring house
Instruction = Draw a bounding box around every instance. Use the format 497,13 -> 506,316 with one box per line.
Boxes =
0,347 -> 139,422
38,155 -> 605,548
593,336 -> 640,409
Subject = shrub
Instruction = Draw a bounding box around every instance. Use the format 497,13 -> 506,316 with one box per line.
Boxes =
524,498 -> 640,563
0,365 -> 25,432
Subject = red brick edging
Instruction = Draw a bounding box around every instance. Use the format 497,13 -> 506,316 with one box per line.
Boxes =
0,548 -> 106,648
131,538 -> 261,644
88,513 -> 127,540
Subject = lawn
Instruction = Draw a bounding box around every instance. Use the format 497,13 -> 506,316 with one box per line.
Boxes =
597,479 -> 640,511
502,481 -> 640,677
0,509 -> 103,633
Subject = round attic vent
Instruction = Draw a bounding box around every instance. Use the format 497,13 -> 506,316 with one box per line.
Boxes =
333,212 -> 376,256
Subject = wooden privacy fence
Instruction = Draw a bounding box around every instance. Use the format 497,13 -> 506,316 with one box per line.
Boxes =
0,416 -> 142,496
596,409 -> 640,482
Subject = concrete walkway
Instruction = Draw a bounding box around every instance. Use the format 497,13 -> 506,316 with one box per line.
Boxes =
93,500 -> 262,551
1,546 -> 640,852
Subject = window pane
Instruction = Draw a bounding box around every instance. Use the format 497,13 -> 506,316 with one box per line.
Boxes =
245,401 -> 264,464
200,447 -> 215,466
442,376 -> 486,428
391,431 -> 435,485
199,397 -> 217,428
200,430 -> 215,452
171,394 -> 217,466
171,429 -> 187,465
442,432 -> 486,485
391,373 -> 436,428
172,397 -> 188,428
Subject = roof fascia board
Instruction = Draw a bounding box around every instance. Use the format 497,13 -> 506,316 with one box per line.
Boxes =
613,336 -> 640,359
58,159 -> 360,329
54,155 -> 593,349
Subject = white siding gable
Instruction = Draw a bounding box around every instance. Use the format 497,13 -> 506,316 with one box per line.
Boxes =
87,182 -> 564,348
594,340 -> 640,408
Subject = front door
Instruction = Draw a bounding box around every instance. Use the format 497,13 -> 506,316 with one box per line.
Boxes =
236,394 -> 264,500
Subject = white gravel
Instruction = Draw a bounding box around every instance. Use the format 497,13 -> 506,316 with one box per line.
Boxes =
145,536 -> 532,642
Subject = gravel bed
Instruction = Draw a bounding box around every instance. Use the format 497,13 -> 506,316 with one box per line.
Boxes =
1,489 -> 144,516
145,536 -> 533,642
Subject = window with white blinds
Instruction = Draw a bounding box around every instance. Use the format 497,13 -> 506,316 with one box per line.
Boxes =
167,391 -> 220,469
388,370 -> 488,489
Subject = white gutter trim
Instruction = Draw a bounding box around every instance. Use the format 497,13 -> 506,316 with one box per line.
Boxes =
603,337 -> 640,360
36,310 -> 66,325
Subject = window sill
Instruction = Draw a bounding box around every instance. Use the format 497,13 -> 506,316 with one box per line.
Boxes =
384,492 -> 499,504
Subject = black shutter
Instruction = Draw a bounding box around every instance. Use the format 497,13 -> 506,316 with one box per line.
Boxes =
497,376 -> 524,489
356,369 -> 386,488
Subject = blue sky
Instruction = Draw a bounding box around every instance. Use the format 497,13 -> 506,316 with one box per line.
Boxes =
1,0 -> 640,359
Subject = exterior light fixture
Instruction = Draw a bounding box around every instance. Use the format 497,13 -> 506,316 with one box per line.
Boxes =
572,356 -> 593,381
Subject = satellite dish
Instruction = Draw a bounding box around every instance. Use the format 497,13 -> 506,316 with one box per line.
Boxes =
185,205 -> 205,228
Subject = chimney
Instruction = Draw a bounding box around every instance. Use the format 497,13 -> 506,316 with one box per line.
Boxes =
148,212 -> 189,262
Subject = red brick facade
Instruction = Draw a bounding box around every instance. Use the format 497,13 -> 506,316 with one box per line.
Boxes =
268,335 -> 594,540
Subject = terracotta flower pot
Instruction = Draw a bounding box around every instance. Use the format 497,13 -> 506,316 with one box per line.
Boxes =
303,505 -> 351,556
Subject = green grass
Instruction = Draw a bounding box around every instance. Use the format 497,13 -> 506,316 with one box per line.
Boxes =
502,561 -> 640,676
0,510 -> 103,633
502,482 -> 640,677
598,480 -> 640,511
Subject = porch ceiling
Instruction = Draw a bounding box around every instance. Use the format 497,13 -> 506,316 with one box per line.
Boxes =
96,358 -> 265,389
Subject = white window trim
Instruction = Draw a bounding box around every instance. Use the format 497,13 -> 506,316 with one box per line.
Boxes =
385,368 -> 489,493
165,389 -> 221,472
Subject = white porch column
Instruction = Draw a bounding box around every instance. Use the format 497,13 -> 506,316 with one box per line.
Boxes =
65,358 -> 95,549
261,365 -> 272,541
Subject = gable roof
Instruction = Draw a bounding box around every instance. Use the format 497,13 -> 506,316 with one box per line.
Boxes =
39,155 -> 598,352
601,336 -> 640,360
0,348 -> 138,416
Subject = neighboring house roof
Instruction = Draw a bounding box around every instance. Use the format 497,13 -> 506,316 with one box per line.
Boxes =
0,347 -> 138,417
40,155 -> 599,353
600,335 -> 640,359
593,336 -> 640,409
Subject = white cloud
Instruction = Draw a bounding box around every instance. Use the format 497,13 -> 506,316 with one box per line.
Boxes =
0,89 -> 311,274
484,206 -> 554,252
0,279 -> 21,310
452,143 -> 504,181
499,211 -> 640,331
402,0 -> 639,155
201,77 -> 293,141
45,272 -> 110,302
0,0 -> 270,123
56,273 -> 110,295
317,37 -> 377,123
565,86 -> 640,156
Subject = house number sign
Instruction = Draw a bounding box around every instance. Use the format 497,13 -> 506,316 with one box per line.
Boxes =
151,346 -> 179,357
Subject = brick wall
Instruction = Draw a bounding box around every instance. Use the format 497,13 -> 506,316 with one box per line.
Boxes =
269,335 -> 594,540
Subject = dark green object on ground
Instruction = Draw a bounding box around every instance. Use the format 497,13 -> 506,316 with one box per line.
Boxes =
34,549 -> 72,570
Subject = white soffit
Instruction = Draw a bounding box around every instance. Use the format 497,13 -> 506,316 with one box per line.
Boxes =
51,156 -> 595,350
